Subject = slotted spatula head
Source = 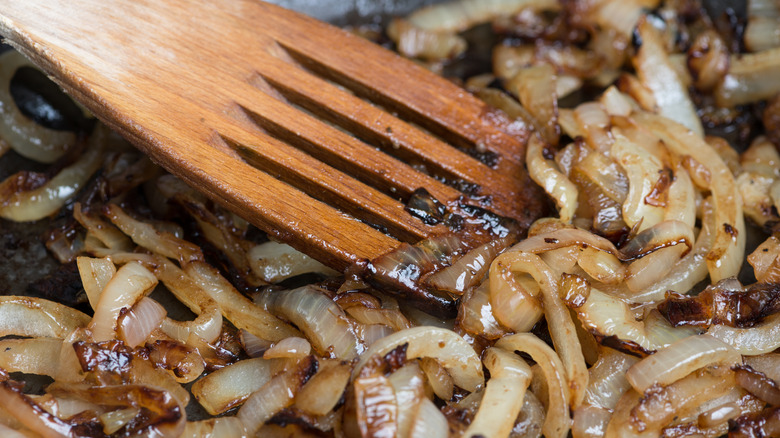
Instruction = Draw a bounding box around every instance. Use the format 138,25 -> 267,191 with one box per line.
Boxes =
0,0 -> 545,272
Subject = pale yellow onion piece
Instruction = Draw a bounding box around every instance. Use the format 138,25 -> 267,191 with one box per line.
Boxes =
352,326 -> 483,392
181,417 -> 248,438
744,353 -> 780,383
354,373 -> 398,438
745,15 -> 780,52
73,204 -> 134,255
0,296 -> 90,338
509,64 -> 559,145
558,109 -> 582,139
407,398 -> 448,438
407,0 -> 558,32
633,111 -> 745,282
295,360 -> 352,416
263,336 -> 311,359
419,357 -> 453,401
186,261 -> 299,342
574,101 -> 613,155
0,423 -> 29,438
76,256 -> 116,311
0,337 -> 62,377
104,203 -> 203,265
606,365 -> 736,436
387,362 -> 427,438
540,245 -> 580,278
457,280 -> 507,340
557,74 -> 583,99
248,240 -> 336,283
148,256 -> 222,344
629,197 -> 716,302
715,48 -> 780,107
626,244 -> 687,292
496,332 -> 571,438
488,259 -> 543,332
191,357 -> 275,415
526,134 -> 578,222
626,334 -> 741,394
117,296 -> 167,348
490,251 -> 588,408
748,235 -> 780,283
255,285 -> 359,359
0,50 -> 75,163
239,329 -> 272,358
600,85 -> 634,117
0,139 -> 103,222
345,305 -> 412,332
584,347 -> 638,410
88,261 -> 157,342
611,133 -> 666,231
593,0 -> 654,38
708,311 -> 780,355
571,287 -> 655,352
576,246 -> 625,284
386,18 -> 466,61
663,161 -> 697,228
237,358 -> 314,434
633,17 -> 703,137
463,347 -> 532,438
55,328 -> 88,383
572,405 -> 612,438
427,228 -> 515,297
741,136 -> 780,177
643,309 -> 700,348
100,407 -> 141,435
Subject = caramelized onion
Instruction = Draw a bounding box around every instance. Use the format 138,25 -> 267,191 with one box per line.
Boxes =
626,334 -> 741,393
633,111 -> 745,282
118,296 -> 166,348
464,347 -> 532,438
186,261 -> 298,342
496,333 -> 572,438
352,326 -> 483,392
0,140 -> 103,222
192,358 -> 277,416
0,50 -> 76,163
255,285 -> 360,359
633,17 -> 703,137
263,336 -> 311,359
295,359 -> 351,416
237,356 -> 317,434
0,296 -> 89,338
248,241 -> 336,283
88,261 -> 158,342
0,337 -> 62,377
526,134 -> 577,222
583,347 -> 638,410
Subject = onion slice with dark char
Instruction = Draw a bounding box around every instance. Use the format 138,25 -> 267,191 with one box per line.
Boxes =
352,326 -> 484,392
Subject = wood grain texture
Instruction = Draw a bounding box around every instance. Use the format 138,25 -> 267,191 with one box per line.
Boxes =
0,0 -> 542,269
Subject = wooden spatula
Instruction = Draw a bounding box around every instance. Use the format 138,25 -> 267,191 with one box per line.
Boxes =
0,0 -> 543,272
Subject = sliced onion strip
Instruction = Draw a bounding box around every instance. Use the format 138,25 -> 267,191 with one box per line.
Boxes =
495,332 -> 571,438
463,347 -> 532,438
626,334 -> 742,394
88,261 -> 158,342
352,326 -> 483,392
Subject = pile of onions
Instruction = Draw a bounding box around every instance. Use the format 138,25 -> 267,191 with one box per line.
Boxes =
5,0 -> 780,436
